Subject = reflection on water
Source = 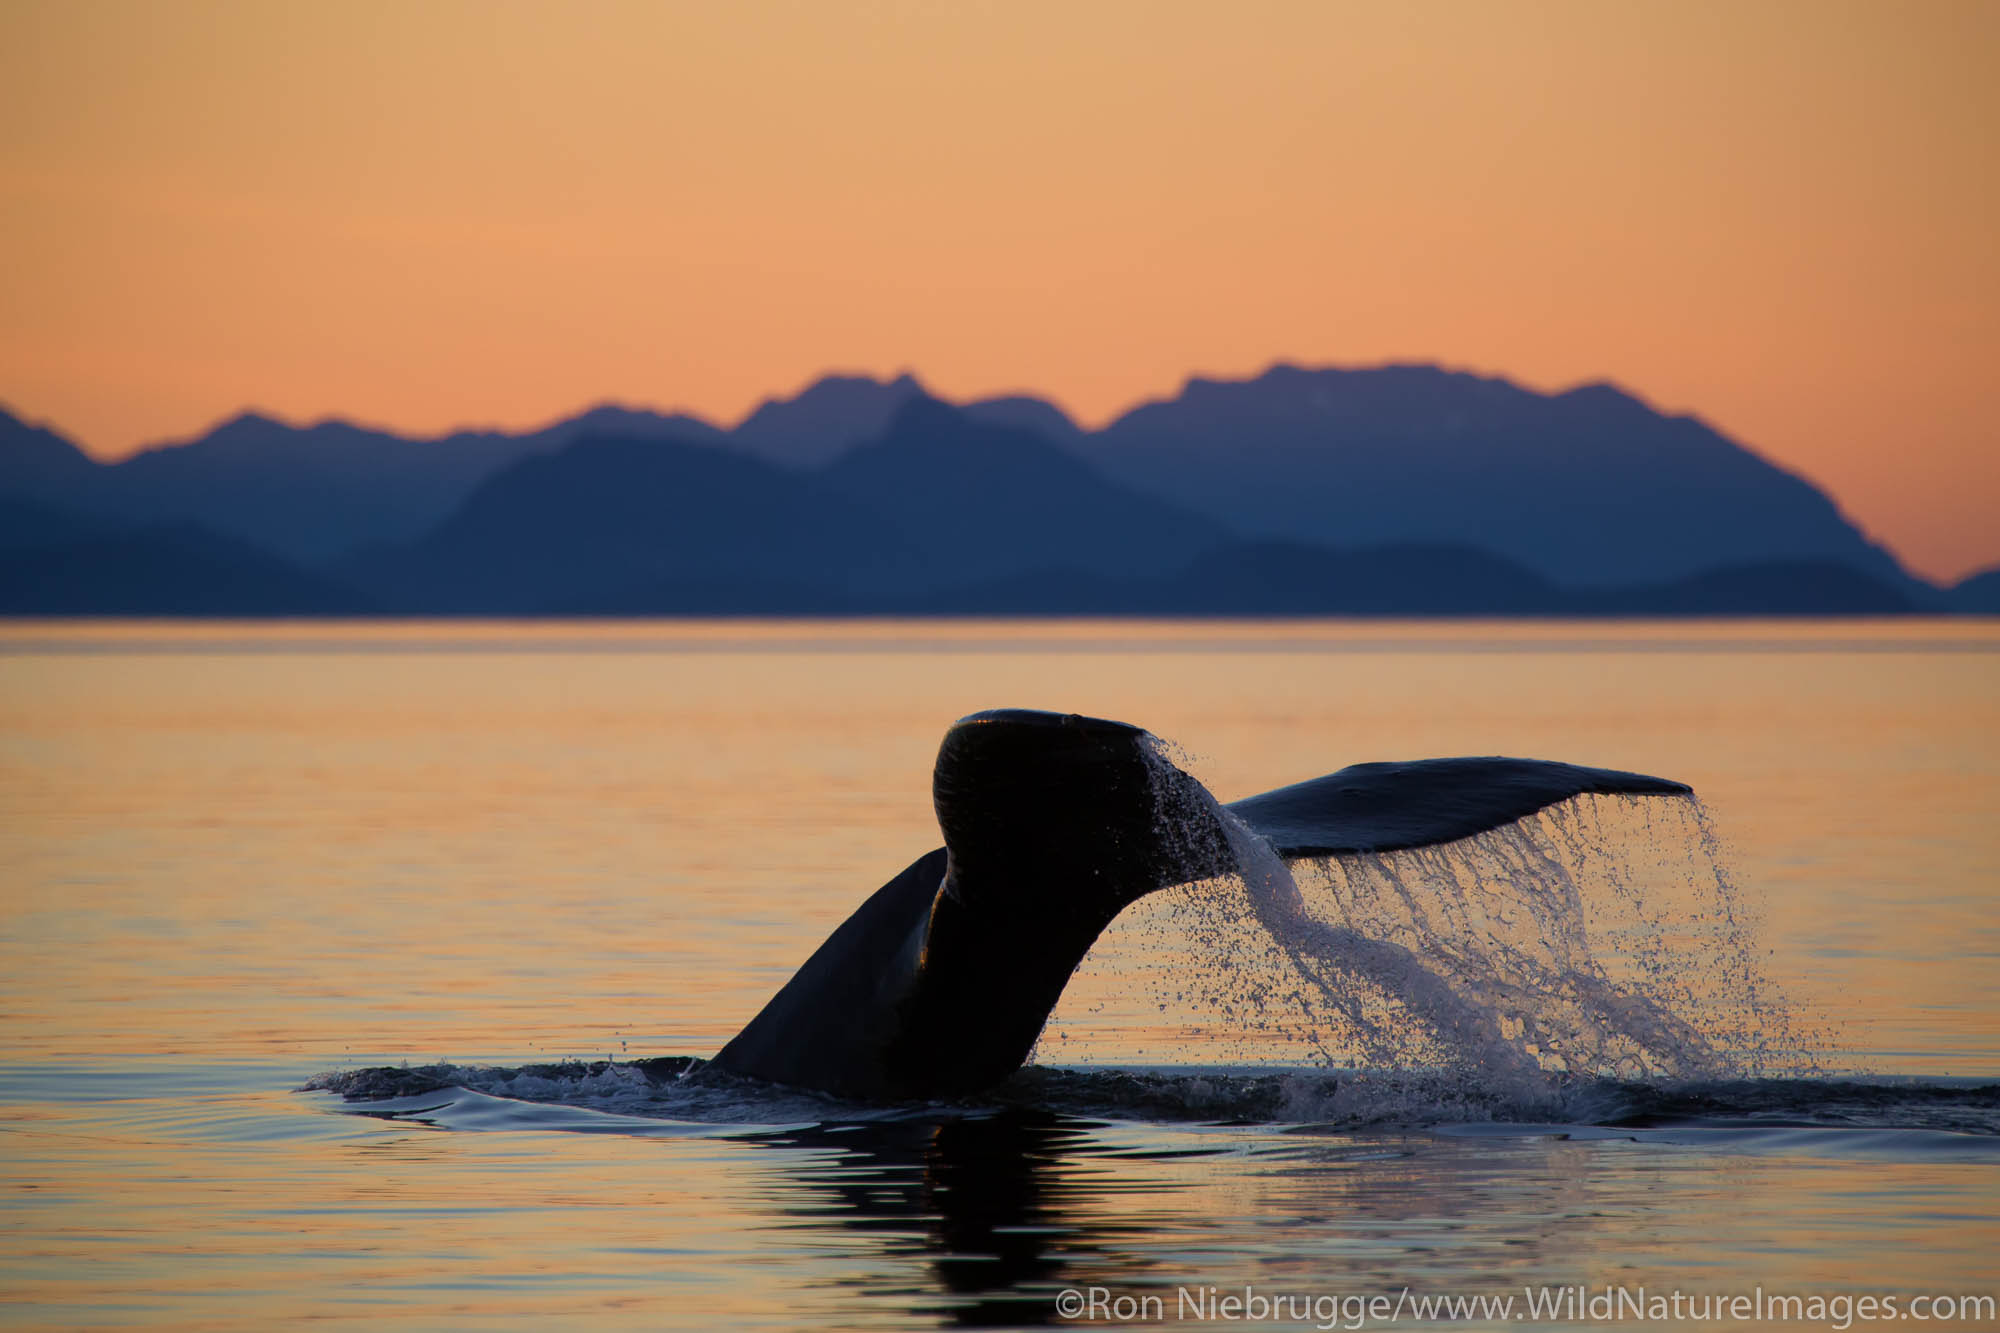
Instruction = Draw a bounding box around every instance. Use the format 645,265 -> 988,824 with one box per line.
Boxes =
10,1071 -> 1997,1329
1,619 -> 1996,1326
741,1113 -> 1148,1327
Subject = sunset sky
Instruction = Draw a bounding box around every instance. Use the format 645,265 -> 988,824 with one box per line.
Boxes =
3,0 -> 1994,581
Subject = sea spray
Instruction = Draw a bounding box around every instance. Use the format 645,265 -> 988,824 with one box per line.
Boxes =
1543,794 -> 1821,1075
1036,734 -> 1804,1089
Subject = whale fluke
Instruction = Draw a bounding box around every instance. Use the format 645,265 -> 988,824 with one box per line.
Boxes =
1227,756 -> 1690,859
712,708 -> 1690,1099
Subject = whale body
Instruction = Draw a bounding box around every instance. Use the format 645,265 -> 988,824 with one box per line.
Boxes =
713,708 -> 1690,1100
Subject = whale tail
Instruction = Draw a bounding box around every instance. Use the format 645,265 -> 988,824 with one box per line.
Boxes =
713,708 -> 1690,1099
714,710 -> 1204,1098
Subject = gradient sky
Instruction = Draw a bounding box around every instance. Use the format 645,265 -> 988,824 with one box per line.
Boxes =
3,0 -> 1995,580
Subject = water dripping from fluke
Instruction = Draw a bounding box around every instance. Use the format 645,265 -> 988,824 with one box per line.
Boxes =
1107,733 -> 1819,1108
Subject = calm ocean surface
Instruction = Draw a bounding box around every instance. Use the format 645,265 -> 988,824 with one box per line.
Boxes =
1,619 -> 1996,1329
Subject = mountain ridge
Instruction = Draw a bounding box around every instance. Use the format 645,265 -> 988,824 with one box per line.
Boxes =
1084,363 -> 1913,591
2,365 -> 1987,610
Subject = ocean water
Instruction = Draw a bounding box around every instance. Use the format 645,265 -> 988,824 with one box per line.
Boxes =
1,618 -> 1996,1329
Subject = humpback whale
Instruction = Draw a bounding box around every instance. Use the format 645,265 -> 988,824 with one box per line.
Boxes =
714,708 -> 1690,1100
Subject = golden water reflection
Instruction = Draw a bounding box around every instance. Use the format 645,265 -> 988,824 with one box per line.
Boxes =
4,1084 -> 1995,1328
1,618 -> 1992,1071
1,619 -> 1995,1327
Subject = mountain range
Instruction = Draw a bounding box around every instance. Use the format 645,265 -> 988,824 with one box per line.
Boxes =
2,366 -> 1993,616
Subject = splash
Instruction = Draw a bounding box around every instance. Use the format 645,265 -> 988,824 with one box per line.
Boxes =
1044,736 -> 1809,1090
308,1059 -> 2000,1141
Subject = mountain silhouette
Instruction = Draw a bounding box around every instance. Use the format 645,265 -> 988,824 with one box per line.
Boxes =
0,403 -> 724,565
910,540 -> 1561,615
1087,365 -> 1915,591
0,498 -> 367,615
1945,566 -> 2000,614
730,372 -> 931,468
1,365 -> 1987,617
906,544 -> 1914,617
819,397 -> 1225,587
1573,560 -> 1915,615
343,434 -> 910,613
0,407 -> 102,497
958,394 -> 1084,442
345,396 -> 1226,611
0,495 -> 115,550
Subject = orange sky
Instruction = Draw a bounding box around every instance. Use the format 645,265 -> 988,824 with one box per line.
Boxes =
3,0 -> 1995,580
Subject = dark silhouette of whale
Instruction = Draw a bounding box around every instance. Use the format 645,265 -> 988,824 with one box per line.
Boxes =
714,708 -> 1690,1100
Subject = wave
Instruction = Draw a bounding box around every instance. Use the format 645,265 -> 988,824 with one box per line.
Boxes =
303,1058 -> 2000,1157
